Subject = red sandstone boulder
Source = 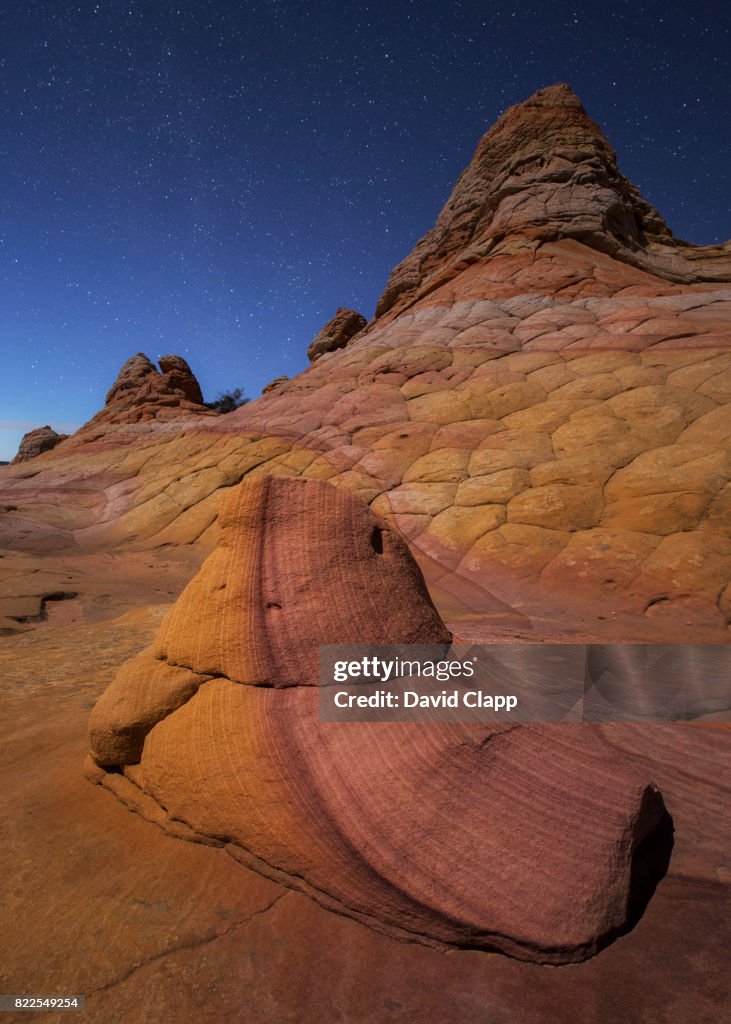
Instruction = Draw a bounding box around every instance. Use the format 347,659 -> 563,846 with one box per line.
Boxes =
11,425 -> 68,464
307,308 -> 367,361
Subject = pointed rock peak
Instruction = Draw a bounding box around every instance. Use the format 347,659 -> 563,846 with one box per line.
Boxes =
375,83 -> 683,319
157,354 -> 204,404
105,353 -> 159,404
104,352 -> 204,408
522,82 -> 584,108
158,354 -> 194,375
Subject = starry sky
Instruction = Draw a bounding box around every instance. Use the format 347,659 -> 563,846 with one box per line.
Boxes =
1,0 -> 729,460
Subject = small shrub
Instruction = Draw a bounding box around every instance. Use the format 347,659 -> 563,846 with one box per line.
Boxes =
204,388 -> 250,414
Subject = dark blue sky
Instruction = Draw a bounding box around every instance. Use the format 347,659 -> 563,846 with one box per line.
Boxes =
1,0 -> 729,459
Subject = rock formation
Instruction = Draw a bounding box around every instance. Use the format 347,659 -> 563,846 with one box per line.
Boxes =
11,425 -> 67,463
0,84 -> 729,640
262,374 -> 289,394
376,83 -> 730,319
307,307 -> 367,361
2,83 -> 728,1021
82,352 -> 213,430
157,354 -> 205,404
87,475 -> 671,964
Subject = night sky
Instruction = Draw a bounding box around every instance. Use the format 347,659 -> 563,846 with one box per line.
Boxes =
1,1 -> 729,460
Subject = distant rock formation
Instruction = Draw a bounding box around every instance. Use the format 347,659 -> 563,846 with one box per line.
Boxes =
262,374 -> 289,394
11,425 -> 68,464
376,83 -> 730,319
157,354 -> 205,404
307,308 -> 367,361
87,475 -> 671,964
83,352 -> 214,430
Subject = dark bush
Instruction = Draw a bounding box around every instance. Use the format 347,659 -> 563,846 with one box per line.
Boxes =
204,388 -> 250,414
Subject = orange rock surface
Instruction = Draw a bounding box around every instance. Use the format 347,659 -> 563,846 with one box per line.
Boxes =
1,83 -> 729,1022
87,476 -> 672,965
1,85 -> 728,641
1,607 -> 727,1023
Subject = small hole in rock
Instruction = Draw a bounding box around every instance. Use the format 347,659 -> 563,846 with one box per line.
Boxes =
266,601 -> 282,610
371,527 -> 384,555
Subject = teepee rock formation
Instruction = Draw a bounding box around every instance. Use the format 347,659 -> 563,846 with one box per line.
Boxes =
377,83 -> 729,319
87,475 -> 672,964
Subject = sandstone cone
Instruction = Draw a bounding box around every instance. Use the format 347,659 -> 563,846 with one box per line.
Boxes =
376,82 -> 729,319
87,476 -> 671,964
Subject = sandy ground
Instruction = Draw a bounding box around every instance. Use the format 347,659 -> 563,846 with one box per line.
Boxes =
1,555 -> 729,1024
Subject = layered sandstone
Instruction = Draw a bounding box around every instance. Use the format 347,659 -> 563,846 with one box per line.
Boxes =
87,476 -> 671,964
376,83 -> 730,319
81,352 -> 213,430
2,597 -> 727,1022
1,82 -> 729,1022
0,84 -> 729,642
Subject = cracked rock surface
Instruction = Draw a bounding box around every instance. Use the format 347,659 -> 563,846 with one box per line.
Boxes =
0,86 -> 729,640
